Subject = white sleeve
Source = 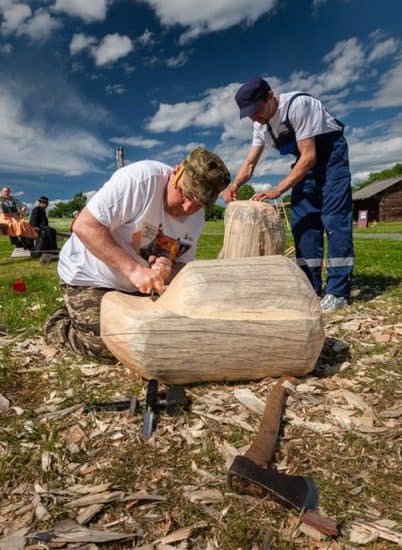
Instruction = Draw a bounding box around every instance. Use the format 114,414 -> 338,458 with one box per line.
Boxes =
87,171 -> 154,231
252,122 -> 267,147
289,96 -> 328,140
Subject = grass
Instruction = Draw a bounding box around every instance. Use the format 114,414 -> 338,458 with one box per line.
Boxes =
0,218 -> 401,548
1,219 -> 400,334
354,221 -> 402,233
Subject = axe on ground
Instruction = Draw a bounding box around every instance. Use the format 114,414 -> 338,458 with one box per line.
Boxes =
228,376 -> 338,537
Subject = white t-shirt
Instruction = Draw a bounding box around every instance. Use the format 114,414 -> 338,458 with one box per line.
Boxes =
58,161 -> 205,292
252,92 -> 342,148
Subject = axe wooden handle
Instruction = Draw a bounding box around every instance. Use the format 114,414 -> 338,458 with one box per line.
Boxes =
245,376 -> 296,467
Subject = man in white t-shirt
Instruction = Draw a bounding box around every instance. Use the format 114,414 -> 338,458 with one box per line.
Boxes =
45,147 -> 230,361
222,77 -> 354,313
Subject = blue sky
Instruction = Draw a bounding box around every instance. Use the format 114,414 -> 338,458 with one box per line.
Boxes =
1,0 -> 401,208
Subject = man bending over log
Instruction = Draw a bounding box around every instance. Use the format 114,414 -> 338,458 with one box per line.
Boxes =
45,148 -> 230,362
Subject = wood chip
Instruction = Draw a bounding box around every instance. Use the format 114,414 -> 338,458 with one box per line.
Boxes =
298,522 -> 326,541
184,488 -> 224,504
154,526 -> 193,545
191,461 -> 217,482
66,491 -> 124,508
0,394 -> 10,414
195,410 -> 254,432
350,519 -> 402,545
380,405 -> 402,418
233,389 -> 265,415
70,483 -> 112,495
76,504 -> 103,525
0,528 -> 29,550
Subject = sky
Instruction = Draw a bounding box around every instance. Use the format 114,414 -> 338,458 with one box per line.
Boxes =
1,0 -> 402,208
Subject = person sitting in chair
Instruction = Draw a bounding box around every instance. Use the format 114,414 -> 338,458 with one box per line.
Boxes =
0,186 -> 37,248
29,196 -> 58,258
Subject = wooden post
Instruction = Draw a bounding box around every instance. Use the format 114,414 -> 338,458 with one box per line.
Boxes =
219,200 -> 285,259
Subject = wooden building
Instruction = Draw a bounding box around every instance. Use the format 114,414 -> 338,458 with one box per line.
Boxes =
352,176 -> 402,222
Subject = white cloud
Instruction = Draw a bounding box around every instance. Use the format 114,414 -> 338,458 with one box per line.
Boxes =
70,32 -> 134,67
70,32 -> 96,54
146,33 -> 401,185
137,28 -> 154,47
142,0 -> 277,41
105,83 -> 127,95
0,3 -> 61,41
367,59 -> 402,108
349,136 -> 402,180
110,136 -> 162,149
166,51 -> 188,67
92,33 -> 133,66
17,8 -> 61,41
1,2 -> 31,35
0,81 -> 110,176
52,0 -> 108,22
368,37 -> 399,62
147,82 -> 242,134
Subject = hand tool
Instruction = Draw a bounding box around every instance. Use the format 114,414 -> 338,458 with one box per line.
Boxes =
228,376 -> 338,536
142,379 -> 189,439
84,397 -> 138,415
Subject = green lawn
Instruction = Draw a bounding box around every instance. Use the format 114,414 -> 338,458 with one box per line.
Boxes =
354,220 -> 402,233
1,219 -> 401,549
0,220 -> 401,334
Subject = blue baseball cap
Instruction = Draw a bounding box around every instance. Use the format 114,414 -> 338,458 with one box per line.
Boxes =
235,78 -> 271,119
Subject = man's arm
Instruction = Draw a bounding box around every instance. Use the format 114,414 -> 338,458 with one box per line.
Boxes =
222,145 -> 264,202
73,207 -> 165,294
252,137 -> 316,201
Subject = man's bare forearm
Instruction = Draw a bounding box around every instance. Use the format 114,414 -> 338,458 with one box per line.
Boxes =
74,210 -> 143,280
233,146 -> 264,189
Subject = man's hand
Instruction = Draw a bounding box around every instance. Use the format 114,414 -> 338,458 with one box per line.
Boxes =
127,264 -> 165,294
221,183 -> 238,202
251,187 -> 281,201
148,255 -> 172,282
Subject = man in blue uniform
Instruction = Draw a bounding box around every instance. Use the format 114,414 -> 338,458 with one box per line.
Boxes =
222,77 -> 354,312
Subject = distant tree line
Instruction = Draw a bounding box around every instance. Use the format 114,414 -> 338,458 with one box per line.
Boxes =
355,163 -> 402,191
48,184 -> 257,221
49,192 -> 87,218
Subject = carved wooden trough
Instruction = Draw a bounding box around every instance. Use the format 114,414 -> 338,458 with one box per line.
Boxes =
101,255 -> 325,384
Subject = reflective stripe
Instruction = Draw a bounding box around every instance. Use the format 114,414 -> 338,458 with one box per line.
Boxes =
296,257 -> 323,268
327,257 -> 355,267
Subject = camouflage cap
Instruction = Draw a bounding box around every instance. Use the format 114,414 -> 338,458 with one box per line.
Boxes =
182,147 -> 230,209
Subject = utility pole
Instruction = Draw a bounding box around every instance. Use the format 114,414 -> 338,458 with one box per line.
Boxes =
115,146 -> 125,169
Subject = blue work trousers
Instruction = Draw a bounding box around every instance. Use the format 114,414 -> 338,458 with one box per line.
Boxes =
290,133 -> 354,298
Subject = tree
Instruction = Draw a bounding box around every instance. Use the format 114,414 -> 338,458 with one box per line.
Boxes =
236,184 -> 255,200
355,163 -> 402,191
205,203 -> 225,221
49,192 -> 87,218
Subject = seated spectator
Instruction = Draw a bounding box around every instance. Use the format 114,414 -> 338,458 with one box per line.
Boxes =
0,186 -> 37,248
29,196 -> 58,258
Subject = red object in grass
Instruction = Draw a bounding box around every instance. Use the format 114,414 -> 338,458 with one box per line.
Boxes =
12,278 -> 27,294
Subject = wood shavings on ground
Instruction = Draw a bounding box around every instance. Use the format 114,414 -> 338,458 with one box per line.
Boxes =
0,293 -> 401,548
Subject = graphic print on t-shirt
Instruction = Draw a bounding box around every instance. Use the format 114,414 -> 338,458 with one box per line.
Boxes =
138,222 -> 192,262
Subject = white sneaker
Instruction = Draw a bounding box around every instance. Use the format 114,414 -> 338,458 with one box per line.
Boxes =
320,294 -> 348,312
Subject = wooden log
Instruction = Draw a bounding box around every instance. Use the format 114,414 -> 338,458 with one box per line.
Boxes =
101,256 -> 324,384
219,200 -> 285,259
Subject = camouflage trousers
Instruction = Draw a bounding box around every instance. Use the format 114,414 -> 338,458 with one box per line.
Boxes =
44,283 -> 115,363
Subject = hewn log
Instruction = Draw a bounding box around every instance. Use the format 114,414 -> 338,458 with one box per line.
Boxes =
219,200 -> 285,259
101,256 -> 324,384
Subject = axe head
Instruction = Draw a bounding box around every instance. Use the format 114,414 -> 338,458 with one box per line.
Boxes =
228,455 -> 319,512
